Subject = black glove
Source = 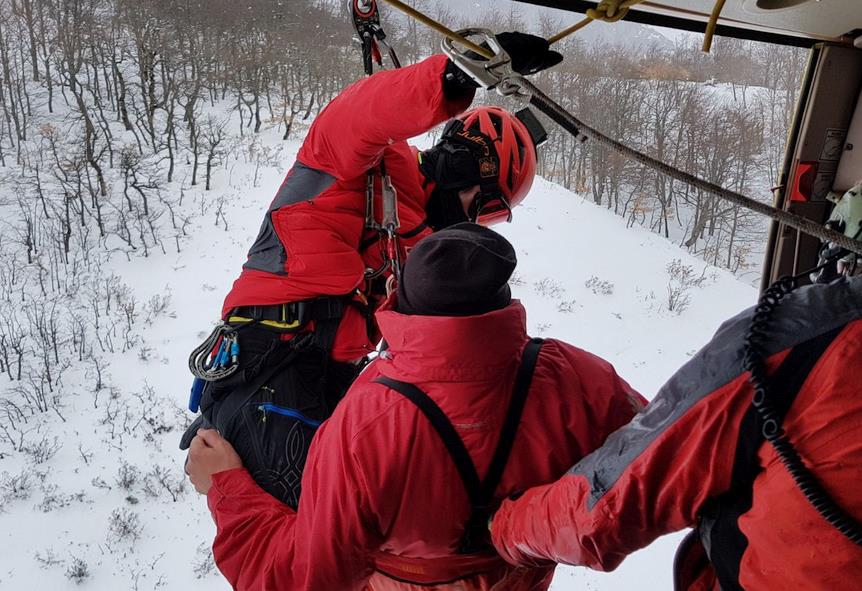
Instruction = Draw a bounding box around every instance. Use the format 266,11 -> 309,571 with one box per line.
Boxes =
443,31 -> 563,98
418,141 -> 480,191
496,31 -> 564,76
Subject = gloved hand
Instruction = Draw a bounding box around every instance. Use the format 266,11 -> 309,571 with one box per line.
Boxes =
443,31 -> 563,98
496,31 -> 564,76
418,141 -> 480,191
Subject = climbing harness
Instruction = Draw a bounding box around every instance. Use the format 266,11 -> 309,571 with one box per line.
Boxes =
350,0 -> 401,75
374,338 -> 544,559
740,263 -> 862,548
186,297 -> 351,413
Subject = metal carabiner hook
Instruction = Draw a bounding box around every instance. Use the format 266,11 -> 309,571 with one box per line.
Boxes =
441,28 -> 527,97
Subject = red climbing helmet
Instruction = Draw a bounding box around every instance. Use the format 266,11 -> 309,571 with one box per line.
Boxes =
451,106 -> 539,225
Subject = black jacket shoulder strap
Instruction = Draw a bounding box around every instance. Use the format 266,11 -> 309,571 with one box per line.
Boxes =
699,326 -> 844,591
374,337 -> 544,554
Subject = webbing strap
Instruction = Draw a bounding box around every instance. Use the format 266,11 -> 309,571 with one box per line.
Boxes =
481,338 -> 543,501
373,379 -> 483,506
374,337 -> 544,553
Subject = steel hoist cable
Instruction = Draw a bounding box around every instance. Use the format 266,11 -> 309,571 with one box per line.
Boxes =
435,26 -> 862,255
373,4 -> 862,255
517,75 -> 862,256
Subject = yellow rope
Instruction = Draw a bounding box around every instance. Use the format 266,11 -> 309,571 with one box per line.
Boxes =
377,0 -> 494,59
702,0 -> 728,53
548,18 -> 593,44
549,0 -> 645,45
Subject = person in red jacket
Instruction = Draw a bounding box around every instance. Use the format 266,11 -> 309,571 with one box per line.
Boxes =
180,34 -> 563,508
490,276 -> 862,590
186,223 -> 645,590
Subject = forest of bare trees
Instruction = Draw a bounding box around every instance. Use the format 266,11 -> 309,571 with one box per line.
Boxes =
0,0 -> 360,449
0,0 -> 805,450
524,34 -> 806,271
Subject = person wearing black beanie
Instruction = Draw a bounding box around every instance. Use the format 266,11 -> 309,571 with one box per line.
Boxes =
183,29 -> 559,509
185,214 -> 646,590
396,223 -> 516,317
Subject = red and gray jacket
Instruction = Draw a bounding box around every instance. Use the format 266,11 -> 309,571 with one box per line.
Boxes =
221,55 -> 473,361
491,277 -> 862,590
206,299 -> 644,590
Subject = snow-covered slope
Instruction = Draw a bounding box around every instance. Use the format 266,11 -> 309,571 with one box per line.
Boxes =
0,122 -> 756,589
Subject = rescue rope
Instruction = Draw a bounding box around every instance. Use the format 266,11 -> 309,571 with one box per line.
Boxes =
703,0 -> 728,53
550,0 -> 726,52
377,0 -> 493,59
548,0 -> 645,45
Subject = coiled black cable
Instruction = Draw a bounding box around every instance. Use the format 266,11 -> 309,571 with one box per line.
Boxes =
742,268 -> 862,546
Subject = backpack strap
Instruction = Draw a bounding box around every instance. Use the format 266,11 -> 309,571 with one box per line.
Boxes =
374,337 -> 544,555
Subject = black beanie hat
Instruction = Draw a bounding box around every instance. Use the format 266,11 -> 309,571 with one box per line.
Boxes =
397,222 -> 516,317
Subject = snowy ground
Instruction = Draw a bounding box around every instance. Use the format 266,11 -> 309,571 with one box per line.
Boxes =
0,122 -> 756,589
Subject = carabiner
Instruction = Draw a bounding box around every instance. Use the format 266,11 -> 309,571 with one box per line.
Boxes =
441,28 -> 529,98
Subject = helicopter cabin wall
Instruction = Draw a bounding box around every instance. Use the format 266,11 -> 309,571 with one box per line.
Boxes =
835,87 -> 862,190
767,44 -> 862,285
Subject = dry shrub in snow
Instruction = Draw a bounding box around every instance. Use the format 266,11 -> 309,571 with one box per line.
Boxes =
23,435 -> 62,465
0,469 -> 34,509
142,465 -> 185,502
65,557 -> 90,584
108,508 -> 143,543
557,299 -> 577,313
193,542 -> 217,579
533,278 -> 564,298
116,461 -> 140,491
585,276 -> 615,296
666,259 -> 708,314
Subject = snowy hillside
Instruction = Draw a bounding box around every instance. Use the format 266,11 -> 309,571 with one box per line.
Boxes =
0,117 -> 756,589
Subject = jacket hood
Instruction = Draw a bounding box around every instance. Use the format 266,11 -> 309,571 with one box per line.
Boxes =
375,296 -> 528,383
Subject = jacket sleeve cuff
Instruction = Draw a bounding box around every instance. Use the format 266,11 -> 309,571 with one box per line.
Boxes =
430,54 -> 475,116
207,467 -> 261,511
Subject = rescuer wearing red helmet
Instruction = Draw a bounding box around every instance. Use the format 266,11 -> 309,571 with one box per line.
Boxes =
419,104 -> 540,228
181,32 -> 562,512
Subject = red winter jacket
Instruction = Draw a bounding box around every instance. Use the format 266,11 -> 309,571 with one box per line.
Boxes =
221,55 -> 472,361
491,278 -> 862,590
207,299 -> 645,590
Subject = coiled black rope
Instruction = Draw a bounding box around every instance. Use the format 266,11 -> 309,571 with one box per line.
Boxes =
742,266 -> 862,546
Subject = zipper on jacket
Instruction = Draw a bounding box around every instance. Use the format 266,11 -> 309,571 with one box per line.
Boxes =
256,403 -> 322,428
